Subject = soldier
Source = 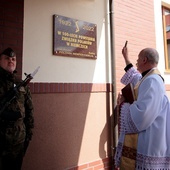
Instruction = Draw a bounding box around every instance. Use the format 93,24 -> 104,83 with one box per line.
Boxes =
0,48 -> 34,170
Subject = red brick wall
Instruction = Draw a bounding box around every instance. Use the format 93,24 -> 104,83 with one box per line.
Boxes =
29,83 -> 112,93
67,157 -> 112,170
0,0 -> 24,77
114,0 -> 156,93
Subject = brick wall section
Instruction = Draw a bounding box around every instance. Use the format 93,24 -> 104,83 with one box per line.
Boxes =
114,0 -> 156,93
29,82 -> 113,93
66,157 -> 113,170
0,0 -> 24,77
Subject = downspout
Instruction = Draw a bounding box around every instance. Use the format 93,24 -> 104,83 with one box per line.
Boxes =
108,0 -> 118,165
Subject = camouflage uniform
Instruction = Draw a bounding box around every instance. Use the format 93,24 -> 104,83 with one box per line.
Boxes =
0,66 -> 34,170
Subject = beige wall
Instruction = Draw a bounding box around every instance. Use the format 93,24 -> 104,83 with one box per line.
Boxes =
22,92 -> 112,170
23,0 -> 114,169
23,0 -> 112,84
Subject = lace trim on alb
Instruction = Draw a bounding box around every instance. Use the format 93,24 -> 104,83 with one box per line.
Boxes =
120,103 -> 139,134
136,153 -> 170,169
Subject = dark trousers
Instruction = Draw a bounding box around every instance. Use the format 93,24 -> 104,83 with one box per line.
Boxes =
0,143 -> 24,170
0,153 -> 23,170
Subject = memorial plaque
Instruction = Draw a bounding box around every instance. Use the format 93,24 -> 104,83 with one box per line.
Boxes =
53,14 -> 97,59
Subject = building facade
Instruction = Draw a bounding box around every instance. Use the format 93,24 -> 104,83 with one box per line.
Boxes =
0,0 -> 170,169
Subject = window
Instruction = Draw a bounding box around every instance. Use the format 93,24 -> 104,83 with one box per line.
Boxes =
162,6 -> 170,71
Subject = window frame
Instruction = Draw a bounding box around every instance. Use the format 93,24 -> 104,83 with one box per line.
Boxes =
162,3 -> 170,72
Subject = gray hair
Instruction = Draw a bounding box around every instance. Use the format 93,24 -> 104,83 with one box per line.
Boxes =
140,48 -> 159,64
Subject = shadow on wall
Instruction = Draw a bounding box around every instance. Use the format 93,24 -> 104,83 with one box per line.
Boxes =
99,91 -> 117,169
22,92 -> 111,170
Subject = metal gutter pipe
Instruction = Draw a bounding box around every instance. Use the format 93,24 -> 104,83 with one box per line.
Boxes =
108,0 -> 118,166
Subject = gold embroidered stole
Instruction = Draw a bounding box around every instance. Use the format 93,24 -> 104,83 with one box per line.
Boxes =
120,68 -> 161,170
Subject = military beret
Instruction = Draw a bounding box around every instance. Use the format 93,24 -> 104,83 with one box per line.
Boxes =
0,48 -> 16,57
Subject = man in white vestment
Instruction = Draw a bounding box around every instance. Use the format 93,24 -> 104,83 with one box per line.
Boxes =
114,46 -> 170,169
